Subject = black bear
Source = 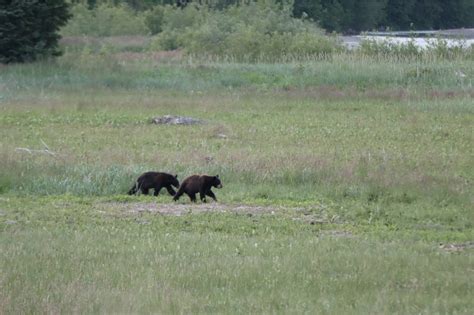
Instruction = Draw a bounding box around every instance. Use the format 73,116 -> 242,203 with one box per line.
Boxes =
128,172 -> 179,196
173,174 -> 222,202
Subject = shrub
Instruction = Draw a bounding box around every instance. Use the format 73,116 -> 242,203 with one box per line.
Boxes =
61,3 -> 148,36
149,3 -> 210,51
150,1 -> 342,61
144,5 -> 165,35
150,29 -> 183,50
288,32 -> 342,56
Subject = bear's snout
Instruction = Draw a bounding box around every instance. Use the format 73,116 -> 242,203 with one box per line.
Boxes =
216,183 -> 223,189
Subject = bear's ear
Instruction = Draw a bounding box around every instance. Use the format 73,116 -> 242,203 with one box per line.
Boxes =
174,174 -> 178,178
215,174 -> 219,178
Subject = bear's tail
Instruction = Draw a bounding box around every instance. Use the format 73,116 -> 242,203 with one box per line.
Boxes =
128,182 -> 138,195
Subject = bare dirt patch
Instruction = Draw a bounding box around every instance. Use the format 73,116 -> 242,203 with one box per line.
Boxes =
94,201 -> 351,234
97,202 -> 307,217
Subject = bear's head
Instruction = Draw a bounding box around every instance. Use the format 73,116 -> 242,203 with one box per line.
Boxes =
212,175 -> 223,189
171,174 -> 179,188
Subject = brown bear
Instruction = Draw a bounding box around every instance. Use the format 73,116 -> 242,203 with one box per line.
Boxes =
128,172 -> 179,196
173,174 -> 222,202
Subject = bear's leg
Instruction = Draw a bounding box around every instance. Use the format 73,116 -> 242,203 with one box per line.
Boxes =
141,188 -> 150,195
199,191 -> 207,203
153,186 -> 161,196
187,193 -> 197,202
165,185 -> 176,196
173,188 -> 184,201
206,190 -> 217,201
128,183 -> 138,195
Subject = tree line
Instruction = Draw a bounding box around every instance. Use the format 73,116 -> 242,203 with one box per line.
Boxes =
294,0 -> 474,33
82,0 -> 474,33
2,0 -> 473,63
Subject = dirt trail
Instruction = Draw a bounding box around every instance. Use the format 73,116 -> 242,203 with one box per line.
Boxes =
97,202 -> 307,217
90,201 -> 359,239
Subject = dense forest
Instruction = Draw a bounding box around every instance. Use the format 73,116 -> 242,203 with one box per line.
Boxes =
293,0 -> 474,33
78,0 -> 474,33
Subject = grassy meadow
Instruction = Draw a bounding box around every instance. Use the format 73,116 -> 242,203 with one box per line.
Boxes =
1,40 -> 473,313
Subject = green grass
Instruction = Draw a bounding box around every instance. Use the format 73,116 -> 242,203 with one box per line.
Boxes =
0,47 -> 473,313
1,49 -> 473,97
1,196 -> 473,313
1,92 -> 472,206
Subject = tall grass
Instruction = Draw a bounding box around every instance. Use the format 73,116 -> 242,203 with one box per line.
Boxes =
1,49 -> 473,98
1,213 -> 472,313
358,37 -> 474,61
1,87 -> 472,209
1,39 -> 472,215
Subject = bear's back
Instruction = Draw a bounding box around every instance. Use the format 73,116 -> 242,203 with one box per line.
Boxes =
181,175 -> 202,191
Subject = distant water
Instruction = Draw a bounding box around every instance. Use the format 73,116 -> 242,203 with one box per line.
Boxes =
342,29 -> 474,50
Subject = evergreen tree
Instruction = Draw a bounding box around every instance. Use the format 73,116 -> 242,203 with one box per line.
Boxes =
438,0 -> 474,29
351,0 -> 386,31
319,0 -> 344,32
384,0 -> 416,30
409,0 -> 442,29
317,0 -> 388,33
0,0 -> 71,63
336,0 -> 355,31
293,0 -> 323,21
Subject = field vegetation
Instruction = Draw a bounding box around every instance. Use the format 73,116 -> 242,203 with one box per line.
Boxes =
1,4 -> 473,312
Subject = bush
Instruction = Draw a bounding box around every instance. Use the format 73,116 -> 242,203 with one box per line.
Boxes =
61,4 -> 148,36
149,4 -> 210,51
149,1 -> 342,61
151,29 -> 183,50
144,5 -> 165,35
